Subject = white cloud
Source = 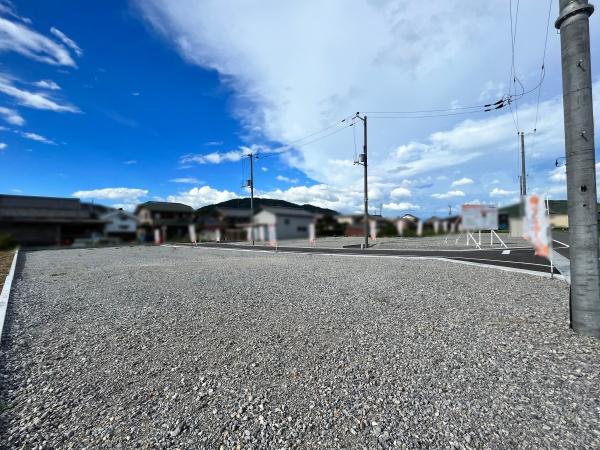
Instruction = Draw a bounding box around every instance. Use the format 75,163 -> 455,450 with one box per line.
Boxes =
0,16 -> 76,66
180,144 -> 274,165
431,190 -> 465,199
383,202 -> 420,211
49,27 -> 83,57
490,187 -> 518,197
170,177 -> 202,184
20,131 -> 55,145
73,187 -> 149,202
137,1 -> 599,217
131,92 -> 140,96
181,150 -> 246,165
34,79 -> 60,90
451,177 -> 474,187
204,140 -> 223,146
0,74 -> 79,112
0,142 -> 6,150
390,186 -> 411,198
167,185 -> 239,208
261,167 -> 268,172
276,174 -> 298,183
0,105 -> 24,125
124,160 -> 137,165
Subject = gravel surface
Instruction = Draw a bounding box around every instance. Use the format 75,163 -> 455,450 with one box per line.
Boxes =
247,235 -> 532,250
0,246 -> 598,449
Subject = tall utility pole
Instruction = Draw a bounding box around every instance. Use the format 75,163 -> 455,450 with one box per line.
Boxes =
354,113 -> 369,249
248,153 -> 255,246
556,0 -> 600,337
520,131 -> 527,196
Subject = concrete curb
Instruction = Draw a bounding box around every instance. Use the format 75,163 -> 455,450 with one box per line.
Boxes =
0,247 -> 19,345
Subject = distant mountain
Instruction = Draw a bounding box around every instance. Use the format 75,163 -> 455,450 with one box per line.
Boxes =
196,197 -> 339,216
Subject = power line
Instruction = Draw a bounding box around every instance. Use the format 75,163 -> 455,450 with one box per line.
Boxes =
508,0 -> 521,132
532,0 -> 554,135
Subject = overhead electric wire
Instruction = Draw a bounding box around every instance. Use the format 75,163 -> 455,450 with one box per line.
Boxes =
533,0 -> 553,135
256,119 -> 354,159
508,0 -> 521,133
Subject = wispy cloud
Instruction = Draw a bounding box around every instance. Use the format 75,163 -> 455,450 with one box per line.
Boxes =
170,177 -> 202,184
489,187 -> 518,197
0,105 -> 24,125
0,16 -> 75,66
123,160 -> 137,165
0,142 -> 6,150
181,150 -> 247,165
204,140 -> 223,146
261,167 -> 268,172
451,177 -> 474,187
0,1 -> 31,24
276,175 -> 298,183
34,79 -> 60,90
181,144 -> 276,165
0,74 -> 80,112
431,190 -> 465,199
383,202 -> 420,211
73,187 -> 148,202
20,131 -> 56,145
49,27 -> 83,57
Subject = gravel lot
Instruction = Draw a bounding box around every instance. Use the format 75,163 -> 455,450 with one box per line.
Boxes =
248,235 -> 532,250
0,246 -> 598,449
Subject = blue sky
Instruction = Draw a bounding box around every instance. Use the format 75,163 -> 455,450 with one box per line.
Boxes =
0,1 -> 598,216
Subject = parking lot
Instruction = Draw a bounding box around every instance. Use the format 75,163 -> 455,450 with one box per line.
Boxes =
0,246 -> 598,448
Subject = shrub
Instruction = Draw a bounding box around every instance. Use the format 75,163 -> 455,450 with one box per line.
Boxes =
0,233 -> 16,250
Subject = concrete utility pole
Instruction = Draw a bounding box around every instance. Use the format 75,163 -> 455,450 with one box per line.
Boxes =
248,153 -> 255,246
556,0 -> 600,337
520,131 -> 527,196
354,113 -> 369,248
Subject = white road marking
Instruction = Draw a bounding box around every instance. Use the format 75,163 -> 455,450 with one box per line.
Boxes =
552,238 -> 570,248
502,250 -> 511,255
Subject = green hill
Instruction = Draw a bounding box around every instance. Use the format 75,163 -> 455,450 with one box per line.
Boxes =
196,197 -> 339,216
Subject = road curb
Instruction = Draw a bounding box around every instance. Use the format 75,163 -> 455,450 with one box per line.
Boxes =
0,247 -> 19,345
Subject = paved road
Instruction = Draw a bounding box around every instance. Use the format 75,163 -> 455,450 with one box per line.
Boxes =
191,242 -> 562,276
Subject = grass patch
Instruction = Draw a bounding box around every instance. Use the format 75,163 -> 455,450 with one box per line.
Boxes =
0,249 -> 16,292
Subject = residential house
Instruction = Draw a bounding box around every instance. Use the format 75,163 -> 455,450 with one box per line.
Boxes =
100,208 -> 137,241
135,201 -> 194,242
0,194 -> 105,246
196,207 -> 252,241
253,206 -> 315,241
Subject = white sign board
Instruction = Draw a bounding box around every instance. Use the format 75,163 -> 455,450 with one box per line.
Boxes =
523,194 -> 551,258
461,204 -> 499,231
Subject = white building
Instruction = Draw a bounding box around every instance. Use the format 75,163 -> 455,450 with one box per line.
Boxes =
252,207 -> 315,241
100,209 -> 137,240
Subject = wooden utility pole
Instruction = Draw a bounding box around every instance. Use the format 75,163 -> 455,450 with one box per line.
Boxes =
556,0 -> 600,337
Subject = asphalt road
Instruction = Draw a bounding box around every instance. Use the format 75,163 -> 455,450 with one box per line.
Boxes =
192,242 -> 561,276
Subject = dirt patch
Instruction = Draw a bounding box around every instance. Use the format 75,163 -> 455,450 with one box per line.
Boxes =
0,249 -> 16,292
